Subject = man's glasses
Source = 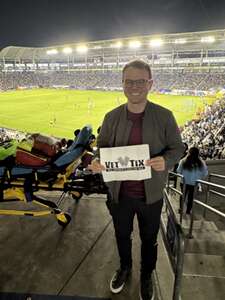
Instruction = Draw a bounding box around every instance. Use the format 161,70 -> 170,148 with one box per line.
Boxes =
123,79 -> 152,88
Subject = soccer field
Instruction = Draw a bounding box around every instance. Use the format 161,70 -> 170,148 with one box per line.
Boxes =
0,89 -> 215,138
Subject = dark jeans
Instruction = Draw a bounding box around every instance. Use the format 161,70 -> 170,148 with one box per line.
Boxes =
106,196 -> 163,279
180,183 -> 195,214
184,184 -> 195,213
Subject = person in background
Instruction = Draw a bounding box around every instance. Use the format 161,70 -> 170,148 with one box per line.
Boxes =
177,146 -> 208,214
88,60 -> 184,300
170,142 -> 188,188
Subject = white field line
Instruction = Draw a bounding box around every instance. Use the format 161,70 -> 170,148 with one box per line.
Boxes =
0,92 -> 60,99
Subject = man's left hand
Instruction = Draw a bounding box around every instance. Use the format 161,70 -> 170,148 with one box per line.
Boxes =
145,156 -> 165,171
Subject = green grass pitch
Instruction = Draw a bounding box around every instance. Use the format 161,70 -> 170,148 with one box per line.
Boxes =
0,89 -> 215,138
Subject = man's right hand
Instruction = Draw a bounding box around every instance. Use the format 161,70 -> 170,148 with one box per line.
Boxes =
87,159 -> 105,173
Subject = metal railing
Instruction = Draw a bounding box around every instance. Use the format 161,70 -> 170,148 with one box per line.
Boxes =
165,171 -> 225,298
207,174 -> 225,216
161,187 -> 185,300
188,179 -> 225,238
167,171 -> 184,224
209,173 -> 225,180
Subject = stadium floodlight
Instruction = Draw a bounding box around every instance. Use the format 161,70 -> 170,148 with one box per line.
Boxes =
63,47 -> 73,54
174,38 -> 187,44
46,49 -> 58,55
129,40 -> 141,49
76,45 -> 88,54
110,41 -> 123,48
149,39 -> 163,47
201,36 -> 215,43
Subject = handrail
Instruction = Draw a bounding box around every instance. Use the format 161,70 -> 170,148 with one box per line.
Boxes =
194,200 -> 225,218
161,188 -> 185,300
197,179 -> 225,218
167,171 -> 184,224
197,179 -> 225,191
168,171 -> 183,179
168,169 -> 225,235
209,173 -> 225,180
188,197 -> 225,238
209,189 -> 225,199
188,179 -> 225,238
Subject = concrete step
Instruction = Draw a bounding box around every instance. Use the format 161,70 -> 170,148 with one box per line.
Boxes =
63,217 -> 160,300
184,228 -> 225,243
181,275 -> 225,300
155,230 -> 174,300
183,253 -> 225,277
181,219 -> 218,231
185,238 -> 225,256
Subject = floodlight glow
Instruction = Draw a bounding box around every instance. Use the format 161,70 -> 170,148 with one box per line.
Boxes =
46,49 -> 58,55
111,41 -> 122,48
76,45 -> 88,53
93,45 -> 102,49
174,38 -> 187,44
149,39 -> 163,47
129,40 -> 141,49
201,36 -> 215,43
63,47 -> 72,54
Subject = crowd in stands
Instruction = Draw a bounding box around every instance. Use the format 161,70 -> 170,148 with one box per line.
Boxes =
1,69 -> 225,92
0,70 -> 122,91
0,128 -> 25,143
181,98 -> 225,159
1,69 -> 225,161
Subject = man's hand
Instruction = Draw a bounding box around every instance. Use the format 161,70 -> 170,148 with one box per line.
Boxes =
87,159 -> 105,173
145,156 -> 165,171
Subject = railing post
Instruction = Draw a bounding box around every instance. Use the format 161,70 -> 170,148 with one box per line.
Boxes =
180,182 -> 185,225
203,181 -> 210,219
167,173 -> 170,193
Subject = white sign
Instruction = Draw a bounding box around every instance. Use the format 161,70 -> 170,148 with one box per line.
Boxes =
100,144 -> 151,182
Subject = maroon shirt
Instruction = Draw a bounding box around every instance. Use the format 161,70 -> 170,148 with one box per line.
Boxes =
120,110 -> 145,198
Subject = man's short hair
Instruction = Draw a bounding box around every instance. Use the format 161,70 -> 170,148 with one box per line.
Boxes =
122,60 -> 152,79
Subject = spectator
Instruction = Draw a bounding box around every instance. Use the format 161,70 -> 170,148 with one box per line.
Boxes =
88,60 -> 184,300
177,147 -> 208,214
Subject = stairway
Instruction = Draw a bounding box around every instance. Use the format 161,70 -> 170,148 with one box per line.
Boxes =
173,201 -> 225,299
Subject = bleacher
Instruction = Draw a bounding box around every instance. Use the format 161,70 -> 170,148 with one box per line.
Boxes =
1,69 -> 225,92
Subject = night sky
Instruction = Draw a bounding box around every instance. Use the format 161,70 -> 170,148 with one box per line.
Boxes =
1,0 -> 225,48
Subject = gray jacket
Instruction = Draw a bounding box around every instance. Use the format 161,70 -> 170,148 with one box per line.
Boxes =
97,101 -> 184,204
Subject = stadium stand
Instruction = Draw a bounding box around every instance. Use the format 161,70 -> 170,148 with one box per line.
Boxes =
181,98 -> 225,159
1,69 -> 225,92
1,29 -> 225,92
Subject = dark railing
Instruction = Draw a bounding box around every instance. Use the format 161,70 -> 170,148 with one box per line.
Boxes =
161,187 -> 185,300
188,179 -> 225,238
209,173 -> 225,180
167,171 -> 184,224
204,173 -> 225,218
165,171 -> 225,298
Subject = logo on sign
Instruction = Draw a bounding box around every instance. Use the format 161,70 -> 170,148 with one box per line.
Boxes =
104,156 -> 145,172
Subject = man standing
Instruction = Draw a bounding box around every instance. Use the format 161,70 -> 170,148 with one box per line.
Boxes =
89,60 -> 184,300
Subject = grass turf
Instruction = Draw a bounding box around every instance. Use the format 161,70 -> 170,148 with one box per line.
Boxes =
0,89 -> 215,138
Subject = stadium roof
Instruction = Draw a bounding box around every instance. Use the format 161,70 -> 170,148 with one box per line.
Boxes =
1,29 -> 225,63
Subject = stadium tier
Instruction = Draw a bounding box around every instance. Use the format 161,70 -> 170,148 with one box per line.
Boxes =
0,28 -> 225,160
1,29 -> 225,92
1,29 -> 225,70
1,69 -> 225,92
